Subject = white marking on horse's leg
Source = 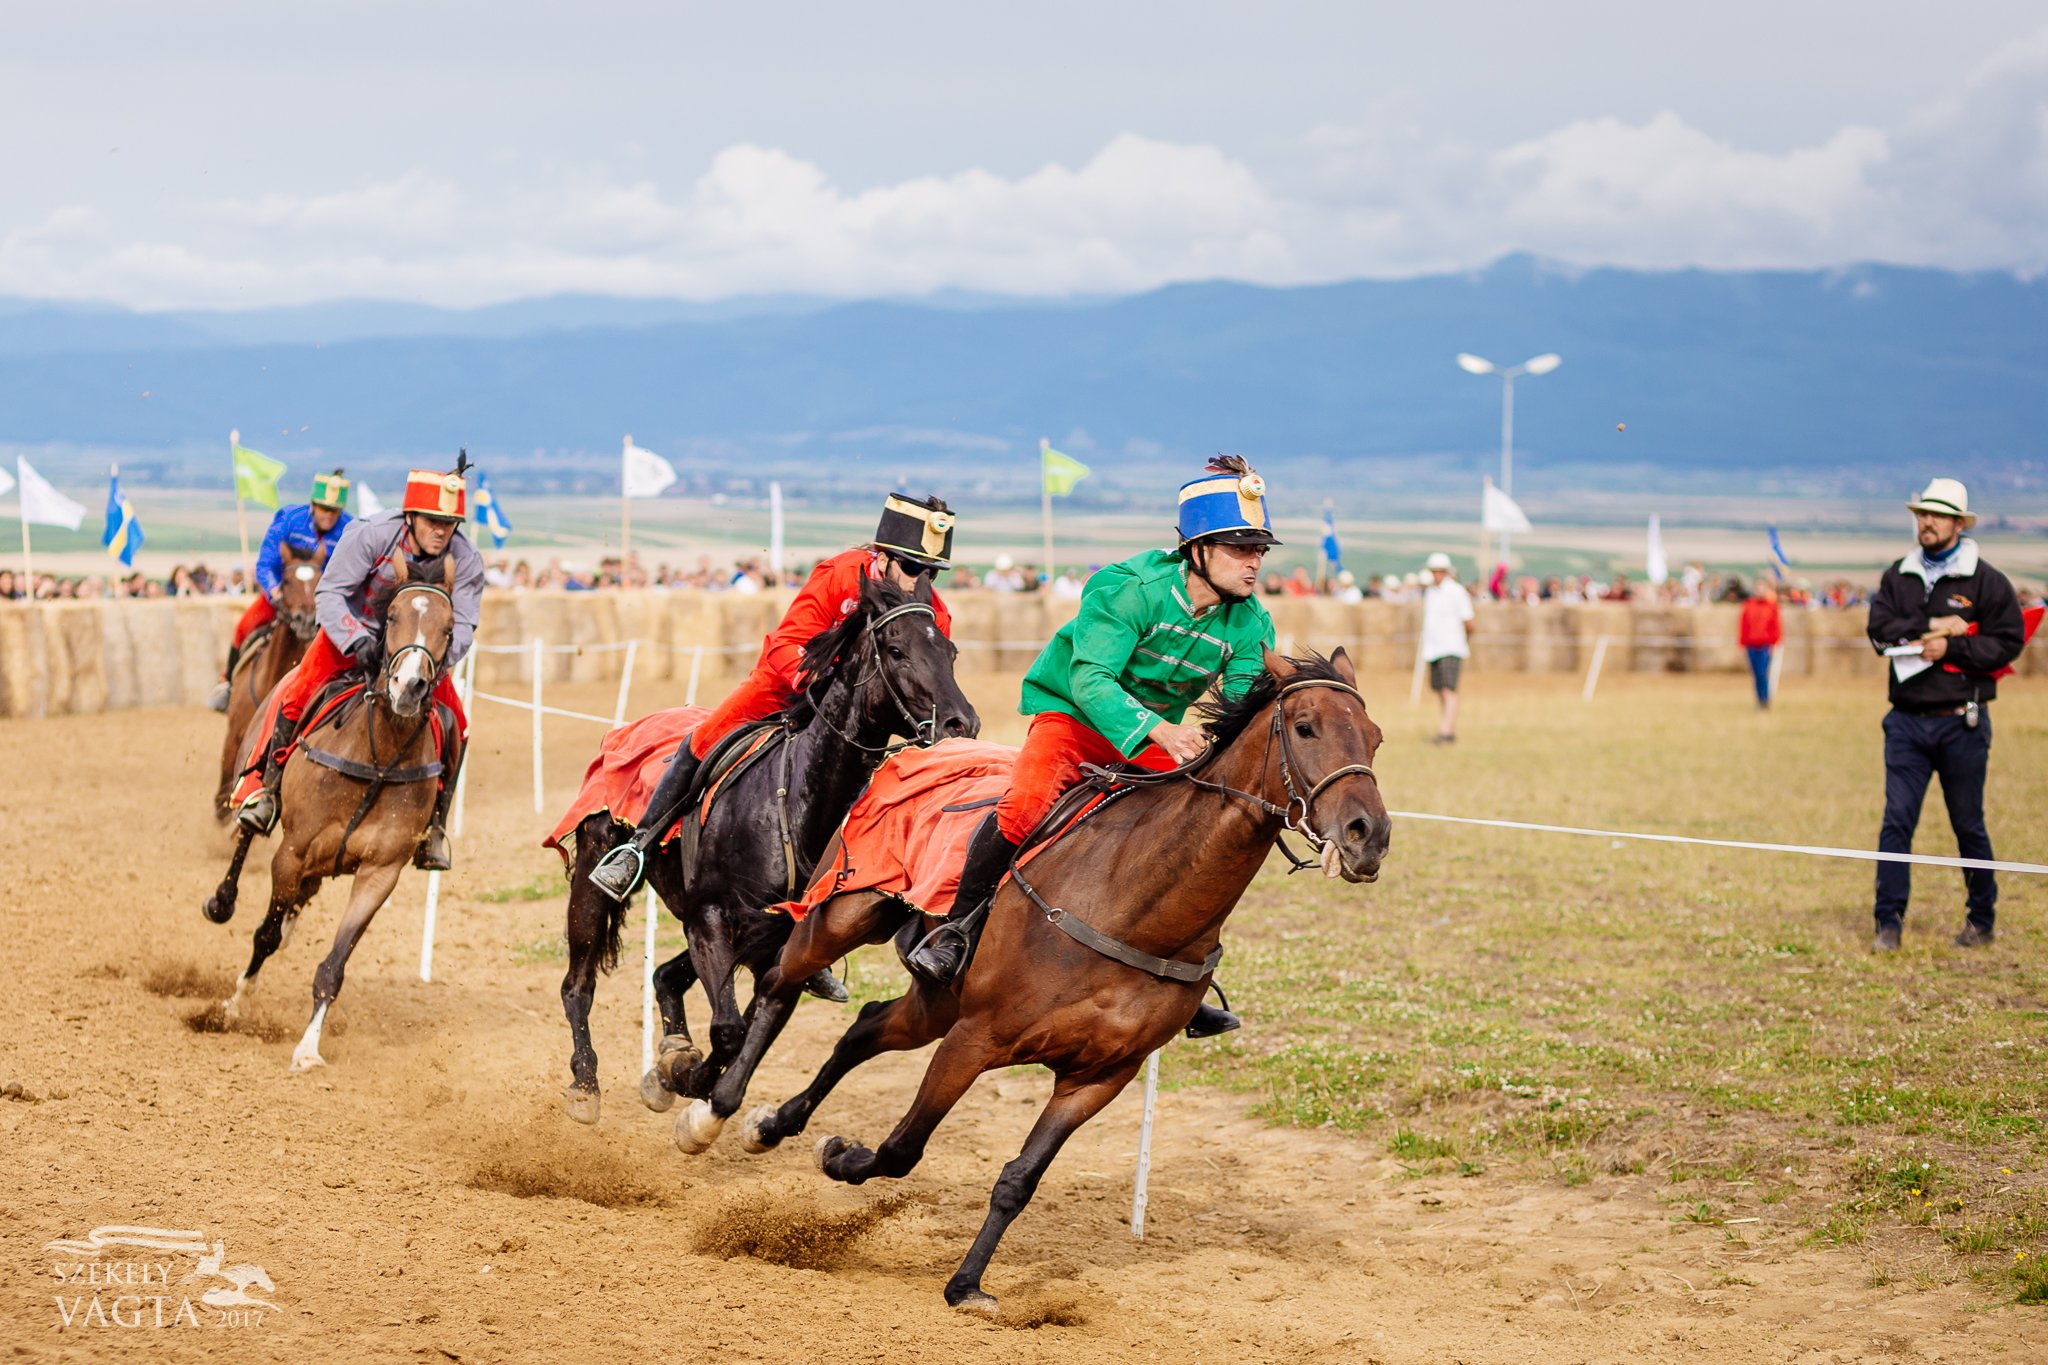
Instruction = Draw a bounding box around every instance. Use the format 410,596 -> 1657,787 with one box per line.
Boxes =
222,973 -> 252,1021
289,1003 -> 330,1073
674,1098 -> 726,1154
278,911 -> 298,950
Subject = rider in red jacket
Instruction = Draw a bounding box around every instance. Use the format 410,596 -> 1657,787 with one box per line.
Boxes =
587,493 -> 958,902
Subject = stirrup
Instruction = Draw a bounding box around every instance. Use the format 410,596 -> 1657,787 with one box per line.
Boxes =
414,827 -> 452,872
238,788 -> 279,835
802,968 -> 850,1003
904,921 -> 971,987
589,842 -> 646,903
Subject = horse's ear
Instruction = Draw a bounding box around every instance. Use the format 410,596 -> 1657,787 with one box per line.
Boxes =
1330,647 -> 1357,686
913,570 -> 934,603
859,572 -> 889,611
435,554 -> 452,588
316,542 -> 332,567
1263,646 -> 1297,679
390,552 -> 410,585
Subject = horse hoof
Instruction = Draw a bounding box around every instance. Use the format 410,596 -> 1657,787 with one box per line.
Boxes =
814,1135 -> 846,1173
288,1050 -> 325,1075
561,1086 -> 601,1126
949,1290 -> 1000,1317
202,894 -> 234,925
740,1104 -> 781,1154
673,1098 -> 725,1154
655,1038 -> 702,1090
639,1068 -> 678,1113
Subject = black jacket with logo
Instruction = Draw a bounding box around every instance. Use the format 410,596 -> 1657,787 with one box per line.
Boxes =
1866,539 -> 2025,709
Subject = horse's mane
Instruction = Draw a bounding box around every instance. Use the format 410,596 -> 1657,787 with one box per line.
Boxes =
783,573 -> 920,729
1194,651 -> 1348,748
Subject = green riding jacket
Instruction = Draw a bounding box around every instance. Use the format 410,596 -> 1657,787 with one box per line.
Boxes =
1020,549 -> 1277,756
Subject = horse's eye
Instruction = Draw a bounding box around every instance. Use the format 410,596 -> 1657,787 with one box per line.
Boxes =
1294,720 -> 1315,739
887,645 -> 908,661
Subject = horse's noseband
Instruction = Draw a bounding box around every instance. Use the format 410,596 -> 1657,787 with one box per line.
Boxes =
379,584 -> 454,692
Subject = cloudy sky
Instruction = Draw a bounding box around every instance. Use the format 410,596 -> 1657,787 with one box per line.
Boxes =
4,1 -> 2045,309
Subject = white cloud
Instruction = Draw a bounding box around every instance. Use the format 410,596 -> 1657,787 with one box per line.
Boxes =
1,30 -> 2044,309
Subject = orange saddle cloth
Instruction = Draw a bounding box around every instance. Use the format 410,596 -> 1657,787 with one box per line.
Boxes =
543,706 -> 710,860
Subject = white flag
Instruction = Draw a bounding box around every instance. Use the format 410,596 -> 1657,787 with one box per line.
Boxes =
768,480 -> 784,582
623,440 -> 677,500
1646,514 -> 1668,585
1480,479 -> 1530,534
0,462 -> 14,497
356,481 -> 385,516
16,457 -> 86,530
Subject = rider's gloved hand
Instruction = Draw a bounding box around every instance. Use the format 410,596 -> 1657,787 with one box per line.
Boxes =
348,636 -> 380,672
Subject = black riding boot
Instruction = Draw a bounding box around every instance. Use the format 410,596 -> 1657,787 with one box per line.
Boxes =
589,738 -> 702,902
237,712 -> 301,835
905,815 -> 1019,987
1186,992 -> 1242,1039
414,727 -> 465,872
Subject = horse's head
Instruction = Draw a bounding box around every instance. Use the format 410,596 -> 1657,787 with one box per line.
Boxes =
1203,647 -> 1390,883
800,572 -> 979,746
276,545 -> 324,640
379,554 -> 455,718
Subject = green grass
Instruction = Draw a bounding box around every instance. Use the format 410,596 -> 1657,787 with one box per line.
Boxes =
480,870 -> 568,903
1157,670 -> 2048,1287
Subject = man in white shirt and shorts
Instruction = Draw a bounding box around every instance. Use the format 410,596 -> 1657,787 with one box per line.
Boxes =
1421,551 -> 1474,743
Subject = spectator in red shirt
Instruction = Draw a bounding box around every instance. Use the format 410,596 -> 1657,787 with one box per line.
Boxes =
1738,579 -> 1783,707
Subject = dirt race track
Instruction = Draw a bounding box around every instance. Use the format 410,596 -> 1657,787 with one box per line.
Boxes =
1,692 -> 2037,1363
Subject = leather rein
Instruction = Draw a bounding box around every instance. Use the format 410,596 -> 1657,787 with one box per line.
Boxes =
1009,676 -> 1380,982
799,600 -> 946,760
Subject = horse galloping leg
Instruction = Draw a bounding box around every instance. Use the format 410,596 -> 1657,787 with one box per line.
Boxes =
560,833 -> 628,1125
203,826 -> 259,924
643,947 -> 699,1112
752,986 -> 956,1152
942,1068 -> 1137,1315
221,843 -> 314,1022
817,1025 -> 992,1186
290,857 -> 406,1073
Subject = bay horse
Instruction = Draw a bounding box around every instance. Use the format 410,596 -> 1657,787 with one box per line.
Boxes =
557,571 -> 978,1132
200,557 -> 459,1073
213,545 -> 326,820
733,649 -> 1388,1312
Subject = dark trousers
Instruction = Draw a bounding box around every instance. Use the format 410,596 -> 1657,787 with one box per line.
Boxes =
1875,708 -> 1995,929
1745,647 -> 1773,705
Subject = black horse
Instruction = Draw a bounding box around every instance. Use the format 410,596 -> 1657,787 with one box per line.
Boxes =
558,571 -> 978,1134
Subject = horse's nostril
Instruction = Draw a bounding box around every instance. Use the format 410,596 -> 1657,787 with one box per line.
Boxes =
1343,817 -> 1370,846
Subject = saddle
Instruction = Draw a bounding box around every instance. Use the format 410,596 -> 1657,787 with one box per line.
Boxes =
666,717 -> 800,899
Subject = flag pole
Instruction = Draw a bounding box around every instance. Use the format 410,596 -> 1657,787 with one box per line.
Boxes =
621,434 -> 633,565
1039,437 -> 1054,584
18,473 -> 32,603
230,429 -> 253,593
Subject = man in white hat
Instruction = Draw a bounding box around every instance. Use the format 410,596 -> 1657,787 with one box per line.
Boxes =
1420,552 -> 1473,743
1865,478 -> 2026,952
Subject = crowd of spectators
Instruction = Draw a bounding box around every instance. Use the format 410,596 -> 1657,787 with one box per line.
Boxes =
7,553 -> 2034,614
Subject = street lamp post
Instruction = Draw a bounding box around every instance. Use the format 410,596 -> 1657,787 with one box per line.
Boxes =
1456,351 -> 1561,575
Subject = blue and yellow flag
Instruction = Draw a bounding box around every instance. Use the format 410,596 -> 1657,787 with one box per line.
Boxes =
102,465 -> 145,566
475,470 -> 513,548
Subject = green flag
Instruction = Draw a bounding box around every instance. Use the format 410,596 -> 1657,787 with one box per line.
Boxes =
1042,446 -> 1091,497
233,443 -> 286,509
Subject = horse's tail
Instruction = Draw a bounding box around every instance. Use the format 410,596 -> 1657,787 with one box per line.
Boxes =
570,813 -> 632,974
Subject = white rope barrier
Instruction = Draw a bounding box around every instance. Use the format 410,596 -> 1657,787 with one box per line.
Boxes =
1388,809 -> 2048,875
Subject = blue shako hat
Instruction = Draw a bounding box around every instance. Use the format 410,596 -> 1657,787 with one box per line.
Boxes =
1176,455 -> 1281,547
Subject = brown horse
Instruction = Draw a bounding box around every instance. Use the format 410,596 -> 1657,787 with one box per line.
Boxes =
213,544 -> 327,819
201,560 -> 458,1073
733,649 -> 1389,1312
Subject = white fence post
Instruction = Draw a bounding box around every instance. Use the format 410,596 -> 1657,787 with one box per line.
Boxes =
642,895 -> 659,1075
449,650 -> 476,838
614,638 -> 639,727
1131,1051 -> 1160,1239
1767,642 -> 1784,702
531,636 -> 545,814
684,645 -> 705,708
1408,640 -> 1427,707
1581,635 -> 1611,703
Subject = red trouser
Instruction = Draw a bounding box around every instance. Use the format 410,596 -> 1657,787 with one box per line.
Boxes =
688,661 -> 796,760
995,711 -> 1173,844
231,595 -> 277,649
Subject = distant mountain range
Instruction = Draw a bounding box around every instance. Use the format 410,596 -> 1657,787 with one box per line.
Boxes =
1,256 -> 2042,498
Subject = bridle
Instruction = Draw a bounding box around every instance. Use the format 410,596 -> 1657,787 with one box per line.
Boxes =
1085,676 -> 1380,863
377,583 -> 453,699
800,600 -> 945,758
